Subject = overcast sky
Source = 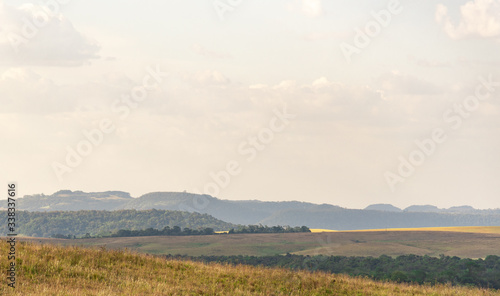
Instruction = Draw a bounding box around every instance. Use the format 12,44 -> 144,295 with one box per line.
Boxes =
0,0 -> 499,209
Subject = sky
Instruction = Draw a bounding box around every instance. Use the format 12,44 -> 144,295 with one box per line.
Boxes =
0,0 -> 499,209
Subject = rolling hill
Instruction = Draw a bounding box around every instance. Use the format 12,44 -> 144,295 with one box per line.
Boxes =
0,209 -> 238,237
15,190 -> 500,230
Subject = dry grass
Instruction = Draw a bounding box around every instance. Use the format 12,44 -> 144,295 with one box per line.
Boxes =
1,239 -> 499,295
310,229 -> 338,233
341,226 -> 500,234
20,230 -> 500,259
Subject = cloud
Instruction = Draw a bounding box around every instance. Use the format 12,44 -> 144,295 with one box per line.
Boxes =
0,66 -> 471,143
183,70 -> 231,87
0,65 -> 458,139
436,0 -> 500,39
408,55 -> 500,69
455,56 -> 500,68
169,73 -> 451,130
375,72 -> 443,95
301,30 -> 350,41
301,0 -> 324,18
192,44 -> 232,59
0,1 -> 100,66
288,0 -> 325,18
0,68 -> 77,114
407,55 -> 451,68
0,68 -> 151,115
244,77 -> 387,125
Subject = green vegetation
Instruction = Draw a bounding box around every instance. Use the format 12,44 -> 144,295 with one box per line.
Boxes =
228,225 -> 311,234
172,253 -> 500,289
17,190 -> 133,211
1,240 -> 499,295
108,225 -> 215,237
0,209 -> 237,237
96,224 -> 310,238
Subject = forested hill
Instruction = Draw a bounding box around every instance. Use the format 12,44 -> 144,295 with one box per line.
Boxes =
17,190 -> 133,211
16,190 -> 323,225
0,209 -> 237,238
12,190 -> 500,230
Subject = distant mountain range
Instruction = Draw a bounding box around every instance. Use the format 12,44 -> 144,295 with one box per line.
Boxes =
13,190 -> 500,230
363,203 -> 479,213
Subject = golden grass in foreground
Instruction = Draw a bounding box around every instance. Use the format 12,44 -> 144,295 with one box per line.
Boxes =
1,240 -> 499,295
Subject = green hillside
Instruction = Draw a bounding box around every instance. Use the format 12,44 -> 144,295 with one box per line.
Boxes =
0,209 -> 237,237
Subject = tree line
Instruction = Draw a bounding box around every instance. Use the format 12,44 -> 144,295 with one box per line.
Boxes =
109,226 -> 215,237
228,225 -> 311,234
165,253 -> 500,289
57,224 -> 311,238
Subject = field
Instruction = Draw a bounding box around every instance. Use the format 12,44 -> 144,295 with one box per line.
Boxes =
339,226 -> 500,234
1,240 -> 499,295
20,226 -> 500,258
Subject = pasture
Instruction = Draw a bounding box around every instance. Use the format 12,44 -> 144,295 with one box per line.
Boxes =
19,226 -> 500,258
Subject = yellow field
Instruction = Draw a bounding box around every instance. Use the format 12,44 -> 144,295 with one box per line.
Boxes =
210,227 -> 500,234
310,229 -> 338,233
341,226 -> 500,234
1,240 -> 499,295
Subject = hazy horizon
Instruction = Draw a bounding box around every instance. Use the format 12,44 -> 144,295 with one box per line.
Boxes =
11,188 -> 500,211
1,0 -> 499,209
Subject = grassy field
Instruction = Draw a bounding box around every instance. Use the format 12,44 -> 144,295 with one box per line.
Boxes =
1,239 -> 499,295
20,227 -> 500,258
338,226 -> 500,234
310,229 -> 338,233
